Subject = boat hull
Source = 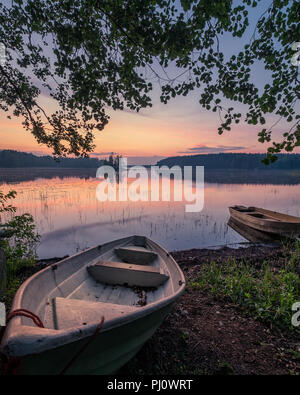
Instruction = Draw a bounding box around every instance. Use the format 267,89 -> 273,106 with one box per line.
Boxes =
228,217 -> 285,243
16,302 -> 173,375
229,206 -> 300,236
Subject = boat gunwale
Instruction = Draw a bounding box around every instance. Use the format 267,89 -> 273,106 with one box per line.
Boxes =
229,206 -> 300,225
0,235 -> 185,357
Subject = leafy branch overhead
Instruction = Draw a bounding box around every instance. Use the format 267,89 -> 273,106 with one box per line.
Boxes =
0,0 -> 299,161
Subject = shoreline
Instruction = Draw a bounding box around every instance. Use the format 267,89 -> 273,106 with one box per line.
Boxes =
35,241 -> 284,268
35,241 -> 278,264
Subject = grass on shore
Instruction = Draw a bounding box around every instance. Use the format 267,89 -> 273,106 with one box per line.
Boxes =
189,246 -> 300,334
4,259 -> 36,305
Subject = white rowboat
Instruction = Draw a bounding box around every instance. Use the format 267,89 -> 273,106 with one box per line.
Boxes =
0,235 -> 185,375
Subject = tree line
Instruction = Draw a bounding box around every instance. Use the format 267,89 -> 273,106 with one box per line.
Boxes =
157,153 -> 300,170
0,150 -> 103,168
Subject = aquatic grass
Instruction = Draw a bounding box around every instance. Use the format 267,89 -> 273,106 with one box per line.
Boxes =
189,254 -> 300,333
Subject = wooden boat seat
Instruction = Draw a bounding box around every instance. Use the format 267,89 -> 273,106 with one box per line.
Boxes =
87,260 -> 169,287
248,213 -> 280,221
50,297 -> 138,330
114,246 -> 158,264
248,213 -> 266,218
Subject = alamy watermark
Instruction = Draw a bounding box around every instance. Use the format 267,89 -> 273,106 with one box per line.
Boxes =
0,302 -> 5,326
291,302 -> 300,327
0,43 -> 5,67
291,42 -> 300,67
95,158 -> 204,213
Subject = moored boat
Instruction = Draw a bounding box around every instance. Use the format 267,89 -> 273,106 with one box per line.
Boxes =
0,235 -> 185,375
227,217 -> 286,243
229,206 -> 300,237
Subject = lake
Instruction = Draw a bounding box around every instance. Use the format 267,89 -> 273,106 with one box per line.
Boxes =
1,167 -> 300,258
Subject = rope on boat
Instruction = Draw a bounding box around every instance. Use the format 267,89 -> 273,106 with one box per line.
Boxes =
1,309 -> 105,375
1,309 -> 44,375
6,309 -> 44,328
59,316 -> 105,375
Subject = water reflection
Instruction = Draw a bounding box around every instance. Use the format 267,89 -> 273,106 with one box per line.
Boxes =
2,168 -> 300,185
0,168 -> 95,185
0,169 -> 300,258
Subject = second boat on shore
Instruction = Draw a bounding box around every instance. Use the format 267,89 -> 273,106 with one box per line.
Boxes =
229,206 -> 300,237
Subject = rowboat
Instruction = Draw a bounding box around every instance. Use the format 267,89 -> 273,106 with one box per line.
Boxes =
0,235 -> 185,375
229,206 -> 300,237
227,217 -> 284,244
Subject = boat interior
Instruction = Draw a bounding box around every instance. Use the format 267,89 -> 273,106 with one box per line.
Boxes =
232,206 -> 273,219
232,205 -> 255,212
20,236 -> 176,331
231,205 -> 299,222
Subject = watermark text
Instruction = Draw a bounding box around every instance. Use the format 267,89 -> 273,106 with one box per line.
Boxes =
96,159 -> 204,213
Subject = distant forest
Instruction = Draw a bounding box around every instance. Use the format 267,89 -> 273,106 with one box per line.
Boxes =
0,150 -> 103,168
2,150 -> 300,170
157,153 -> 300,170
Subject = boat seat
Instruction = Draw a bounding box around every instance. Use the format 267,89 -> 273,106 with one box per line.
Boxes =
248,213 -> 280,221
114,246 -> 158,265
50,297 -> 138,330
87,260 -> 169,287
234,206 -> 249,211
248,213 -> 266,218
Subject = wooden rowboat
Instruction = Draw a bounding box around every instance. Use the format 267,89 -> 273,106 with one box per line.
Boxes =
0,235 -> 185,375
229,206 -> 300,237
227,217 -> 284,243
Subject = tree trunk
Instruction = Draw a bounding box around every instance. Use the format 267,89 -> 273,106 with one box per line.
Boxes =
0,249 -> 6,301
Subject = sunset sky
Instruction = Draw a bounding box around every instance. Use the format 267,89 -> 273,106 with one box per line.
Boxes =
0,1 -> 298,165
0,83 -> 296,165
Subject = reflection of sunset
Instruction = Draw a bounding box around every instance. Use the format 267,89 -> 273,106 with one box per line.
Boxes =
97,170 -> 203,205
1,176 -> 300,258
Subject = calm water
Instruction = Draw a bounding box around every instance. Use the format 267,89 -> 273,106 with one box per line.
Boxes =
1,168 -> 300,258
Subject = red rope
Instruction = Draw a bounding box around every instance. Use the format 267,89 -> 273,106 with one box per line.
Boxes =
60,316 -> 105,375
1,308 -> 44,375
3,309 -> 104,375
6,308 -> 44,328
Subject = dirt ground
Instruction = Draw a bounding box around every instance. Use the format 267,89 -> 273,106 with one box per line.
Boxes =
119,290 -> 298,375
